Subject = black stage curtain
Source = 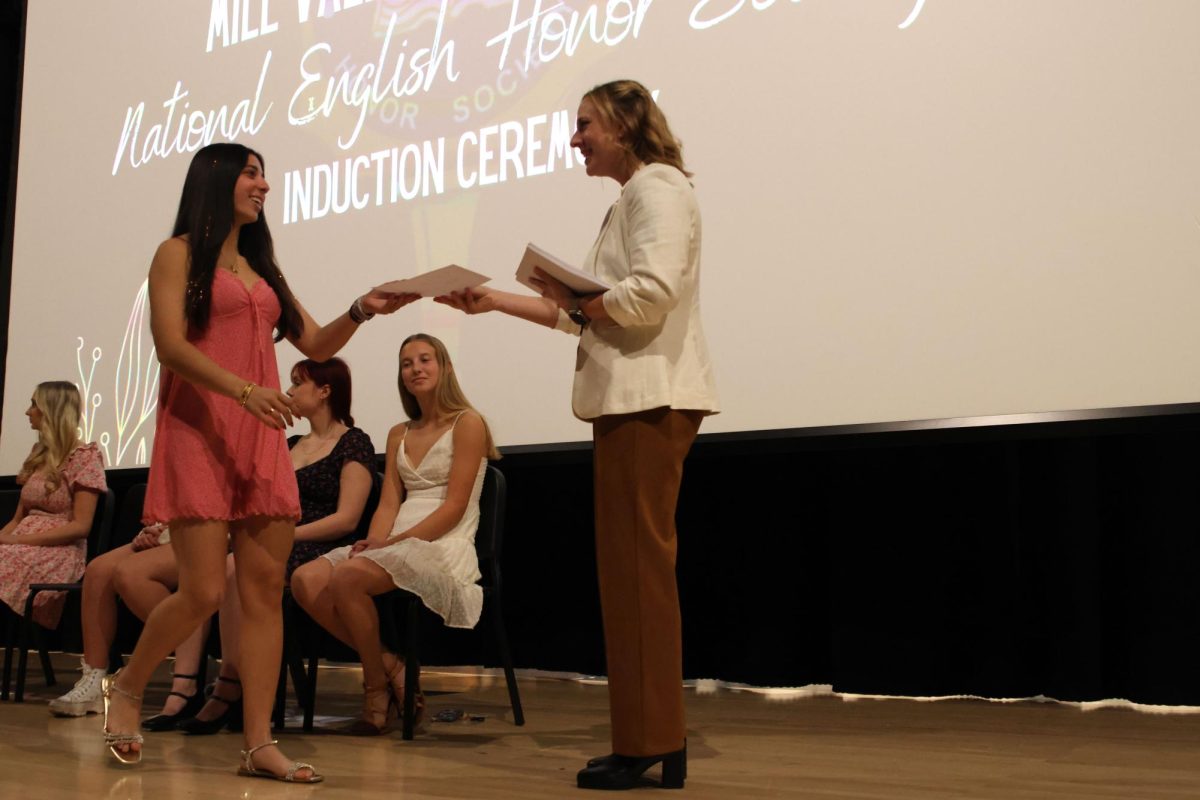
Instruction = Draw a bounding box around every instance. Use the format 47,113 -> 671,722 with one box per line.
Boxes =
492,417 -> 1200,704
5,409 -> 1200,706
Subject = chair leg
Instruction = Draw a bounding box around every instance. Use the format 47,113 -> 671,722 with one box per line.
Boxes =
489,591 -> 525,726
273,599 -> 292,731
402,598 -> 420,741
272,653 -> 287,730
38,633 -> 56,688
36,642 -> 55,690
287,650 -> 308,715
281,597 -> 309,721
107,638 -> 124,676
1,610 -> 15,701
303,631 -> 320,733
15,591 -> 40,702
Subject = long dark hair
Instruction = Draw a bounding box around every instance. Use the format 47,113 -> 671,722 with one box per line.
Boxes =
291,357 -> 354,427
172,142 -> 302,341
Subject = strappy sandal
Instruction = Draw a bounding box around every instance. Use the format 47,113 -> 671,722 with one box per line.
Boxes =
338,681 -> 397,736
237,740 -> 323,783
142,671 -> 203,731
101,671 -> 144,765
385,661 -> 427,732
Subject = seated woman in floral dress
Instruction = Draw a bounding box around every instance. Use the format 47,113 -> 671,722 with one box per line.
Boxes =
0,381 -> 106,630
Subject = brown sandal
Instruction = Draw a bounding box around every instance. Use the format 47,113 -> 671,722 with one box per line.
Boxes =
338,682 -> 397,736
385,659 -> 427,732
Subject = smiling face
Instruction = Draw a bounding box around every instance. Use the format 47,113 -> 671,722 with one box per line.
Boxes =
571,97 -> 631,184
232,153 -> 269,225
399,339 -> 441,398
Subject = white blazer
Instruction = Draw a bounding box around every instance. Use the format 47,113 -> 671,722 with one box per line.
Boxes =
555,163 -> 720,421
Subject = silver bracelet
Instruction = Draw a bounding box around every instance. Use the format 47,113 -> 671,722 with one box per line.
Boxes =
349,296 -> 375,324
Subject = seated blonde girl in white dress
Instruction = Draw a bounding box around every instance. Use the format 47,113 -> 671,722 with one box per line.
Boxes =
291,333 -> 500,735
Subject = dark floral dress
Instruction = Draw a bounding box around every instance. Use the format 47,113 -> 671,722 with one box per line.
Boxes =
285,427 -> 376,579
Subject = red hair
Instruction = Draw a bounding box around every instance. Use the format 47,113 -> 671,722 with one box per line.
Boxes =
291,357 -> 354,426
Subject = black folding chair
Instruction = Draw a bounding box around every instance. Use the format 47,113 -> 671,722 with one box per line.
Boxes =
293,465 -> 525,738
386,465 -> 524,738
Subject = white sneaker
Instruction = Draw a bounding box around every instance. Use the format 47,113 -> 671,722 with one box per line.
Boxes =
48,659 -> 106,717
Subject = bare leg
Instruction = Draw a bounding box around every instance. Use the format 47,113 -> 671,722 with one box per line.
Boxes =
164,619 -> 209,713
105,520 -> 230,758
190,554 -> 243,722
49,545 -> 132,717
113,544 -> 199,714
113,545 -> 179,621
218,552 -> 241,671
80,544 -> 135,670
294,556 -> 414,723
327,558 -> 398,691
290,558 -> 358,648
229,516 -> 312,780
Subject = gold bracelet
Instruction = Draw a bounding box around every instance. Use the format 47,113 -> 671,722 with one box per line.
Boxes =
238,382 -> 256,407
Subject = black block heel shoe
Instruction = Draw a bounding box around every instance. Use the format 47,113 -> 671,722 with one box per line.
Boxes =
142,672 -> 204,732
587,738 -> 688,780
577,746 -> 686,790
178,676 -> 243,735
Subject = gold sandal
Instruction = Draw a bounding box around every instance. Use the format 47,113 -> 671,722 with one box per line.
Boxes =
237,740 -> 323,783
102,671 -> 144,765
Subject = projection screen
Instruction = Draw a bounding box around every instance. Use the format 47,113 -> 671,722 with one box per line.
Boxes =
4,0 -> 1200,474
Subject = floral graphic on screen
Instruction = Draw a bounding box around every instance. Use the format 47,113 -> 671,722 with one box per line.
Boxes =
75,279 -> 159,466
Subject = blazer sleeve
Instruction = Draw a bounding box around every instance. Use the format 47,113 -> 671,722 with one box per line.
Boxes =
601,168 -> 693,328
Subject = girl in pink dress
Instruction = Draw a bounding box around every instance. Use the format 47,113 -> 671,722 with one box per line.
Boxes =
100,142 -> 415,780
0,382 -> 106,628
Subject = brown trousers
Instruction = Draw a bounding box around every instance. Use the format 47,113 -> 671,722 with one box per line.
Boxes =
592,407 -> 703,757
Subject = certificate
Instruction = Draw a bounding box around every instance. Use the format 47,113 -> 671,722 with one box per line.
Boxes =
515,243 -> 611,295
375,265 -> 491,297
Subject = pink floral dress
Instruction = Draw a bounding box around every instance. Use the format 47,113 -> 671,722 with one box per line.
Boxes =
0,443 -> 107,628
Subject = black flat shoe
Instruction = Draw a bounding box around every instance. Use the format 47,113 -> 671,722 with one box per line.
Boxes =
178,676 -> 243,735
142,673 -> 204,732
577,747 -> 686,791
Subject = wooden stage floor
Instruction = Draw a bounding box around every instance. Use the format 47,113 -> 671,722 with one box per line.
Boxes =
1,654 -> 1199,799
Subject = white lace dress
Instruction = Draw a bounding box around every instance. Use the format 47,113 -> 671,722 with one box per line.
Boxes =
322,420 -> 485,628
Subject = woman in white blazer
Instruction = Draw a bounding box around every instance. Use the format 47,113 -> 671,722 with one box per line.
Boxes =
439,79 -> 718,792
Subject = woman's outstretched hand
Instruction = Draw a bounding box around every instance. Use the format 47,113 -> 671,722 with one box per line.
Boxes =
361,289 -> 420,316
435,286 -> 499,315
243,386 -> 298,430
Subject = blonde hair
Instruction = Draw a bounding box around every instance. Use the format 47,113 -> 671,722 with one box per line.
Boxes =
397,333 -> 500,460
584,79 -> 691,178
19,381 -> 84,494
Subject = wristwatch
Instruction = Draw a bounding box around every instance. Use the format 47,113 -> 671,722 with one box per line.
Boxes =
566,298 -> 590,327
